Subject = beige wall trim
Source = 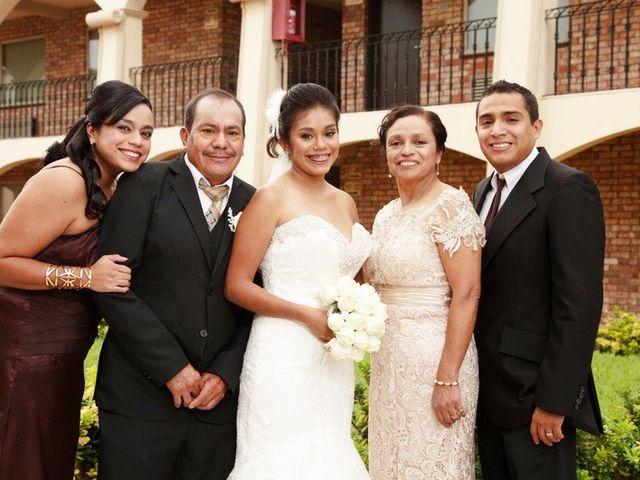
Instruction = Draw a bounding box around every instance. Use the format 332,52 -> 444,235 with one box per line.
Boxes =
0,0 -> 21,24
339,87 -> 640,165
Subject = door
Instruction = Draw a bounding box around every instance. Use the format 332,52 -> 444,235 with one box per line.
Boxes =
367,0 -> 421,110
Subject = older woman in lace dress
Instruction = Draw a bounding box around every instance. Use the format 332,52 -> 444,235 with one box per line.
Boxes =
364,105 -> 485,479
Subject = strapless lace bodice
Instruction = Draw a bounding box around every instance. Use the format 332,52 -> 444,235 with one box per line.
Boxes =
261,214 -> 370,307
229,214 -> 372,480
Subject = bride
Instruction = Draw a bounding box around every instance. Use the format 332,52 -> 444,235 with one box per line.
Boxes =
225,83 -> 370,479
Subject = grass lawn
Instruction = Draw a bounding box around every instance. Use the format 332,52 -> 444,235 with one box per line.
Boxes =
591,351 -> 640,422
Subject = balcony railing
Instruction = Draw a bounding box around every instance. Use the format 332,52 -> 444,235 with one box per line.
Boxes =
282,17 -> 496,113
547,0 -> 640,95
130,55 -> 239,128
0,73 -> 96,139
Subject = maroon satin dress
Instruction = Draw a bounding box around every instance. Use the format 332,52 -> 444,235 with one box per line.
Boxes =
0,224 -> 100,480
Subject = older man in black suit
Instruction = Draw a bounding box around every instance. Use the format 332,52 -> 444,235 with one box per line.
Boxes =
94,88 -> 255,480
472,80 -> 605,480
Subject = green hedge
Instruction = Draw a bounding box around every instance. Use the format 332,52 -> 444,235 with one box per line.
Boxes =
577,390 -> 640,479
352,355 -> 370,464
596,308 -> 640,356
75,365 -> 99,480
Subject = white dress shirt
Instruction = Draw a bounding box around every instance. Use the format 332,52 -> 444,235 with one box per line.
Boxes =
479,147 -> 539,223
183,153 -> 234,223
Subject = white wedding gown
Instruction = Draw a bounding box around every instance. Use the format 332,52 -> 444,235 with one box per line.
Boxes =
228,214 -> 371,480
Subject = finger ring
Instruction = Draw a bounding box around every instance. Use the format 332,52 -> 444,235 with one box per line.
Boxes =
545,432 -> 554,437
457,407 -> 466,416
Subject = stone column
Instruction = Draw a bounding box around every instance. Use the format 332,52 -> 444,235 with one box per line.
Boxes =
86,0 -> 149,84
492,0 -> 558,98
231,0 -> 282,186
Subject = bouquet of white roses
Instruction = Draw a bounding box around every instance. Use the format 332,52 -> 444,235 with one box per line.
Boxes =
318,275 -> 388,362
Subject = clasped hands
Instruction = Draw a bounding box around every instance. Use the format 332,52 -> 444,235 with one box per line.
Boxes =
165,364 -> 227,411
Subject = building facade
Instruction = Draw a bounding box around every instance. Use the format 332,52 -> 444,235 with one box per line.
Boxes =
0,0 -> 638,312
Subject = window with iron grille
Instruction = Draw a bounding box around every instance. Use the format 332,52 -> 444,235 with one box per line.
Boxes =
1,37 -> 45,106
466,0 -> 497,52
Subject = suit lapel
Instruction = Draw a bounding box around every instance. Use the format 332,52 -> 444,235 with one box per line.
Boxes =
169,156 -> 214,270
211,177 -> 252,279
482,149 -> 551,270
474,176 -> 493,214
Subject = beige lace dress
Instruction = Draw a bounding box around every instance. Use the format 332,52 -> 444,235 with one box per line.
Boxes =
364,187 -> 485,480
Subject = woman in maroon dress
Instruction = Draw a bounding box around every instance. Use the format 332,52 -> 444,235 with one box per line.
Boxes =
0,80 -> 153,480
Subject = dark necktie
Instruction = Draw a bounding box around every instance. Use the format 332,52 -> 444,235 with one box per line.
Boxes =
484,175 -> 506,233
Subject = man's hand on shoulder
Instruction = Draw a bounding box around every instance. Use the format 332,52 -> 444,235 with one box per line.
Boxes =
166,364 -> 202,408
530,406 -> 565,446
187,372 -> 228,411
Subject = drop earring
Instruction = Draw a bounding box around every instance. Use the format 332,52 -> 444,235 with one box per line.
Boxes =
436,162 -> 440,176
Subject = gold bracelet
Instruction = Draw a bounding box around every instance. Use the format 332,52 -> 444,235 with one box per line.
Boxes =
433,378 -> 459,386
45,265 -> 92,290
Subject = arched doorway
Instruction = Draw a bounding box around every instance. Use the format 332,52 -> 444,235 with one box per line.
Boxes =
0,159 -> 42,221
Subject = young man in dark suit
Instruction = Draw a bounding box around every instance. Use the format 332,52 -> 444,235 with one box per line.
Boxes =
94,88 -> 256,480
473,80 -> 605,479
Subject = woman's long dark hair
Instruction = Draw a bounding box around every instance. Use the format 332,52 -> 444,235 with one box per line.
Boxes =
44,80 -> 152,219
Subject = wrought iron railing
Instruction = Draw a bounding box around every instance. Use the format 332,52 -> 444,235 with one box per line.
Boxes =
547,0 -> 640,94
281,17 -> 496,112
130,55 -> 239,128
0,73 -> 96,139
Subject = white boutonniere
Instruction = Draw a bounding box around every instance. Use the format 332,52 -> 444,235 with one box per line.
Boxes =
227,208 -> 242,232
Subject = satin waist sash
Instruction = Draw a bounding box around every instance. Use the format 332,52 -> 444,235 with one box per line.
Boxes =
378,286 -> 450,308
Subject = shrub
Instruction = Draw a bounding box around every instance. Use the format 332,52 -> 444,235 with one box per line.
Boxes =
74,365 -> 99,480
74,321 -> 105,480
577,390 -> 640,479
352,355 -> 370,465
596,308 -> 640,355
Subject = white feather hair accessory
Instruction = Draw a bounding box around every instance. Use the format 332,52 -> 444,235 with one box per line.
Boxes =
265,88 -> 290,184
265,88 -> 287,138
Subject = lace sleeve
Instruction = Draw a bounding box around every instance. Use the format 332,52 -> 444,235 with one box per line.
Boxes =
427,187 -> 486,258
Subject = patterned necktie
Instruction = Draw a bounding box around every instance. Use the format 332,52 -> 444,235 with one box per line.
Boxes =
198,179 -> 229,231
484,174 -> 506,233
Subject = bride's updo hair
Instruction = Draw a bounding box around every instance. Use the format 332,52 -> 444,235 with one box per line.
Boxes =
267,83 -> 340,158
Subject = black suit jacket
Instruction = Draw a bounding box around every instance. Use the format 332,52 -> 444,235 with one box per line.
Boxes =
94,155 -> 255,424
473,148 -> 604,435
